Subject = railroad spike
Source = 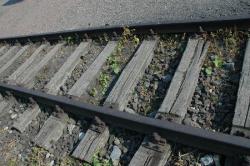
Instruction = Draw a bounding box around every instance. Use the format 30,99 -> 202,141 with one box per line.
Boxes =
84,33 -> 89,40
55,104 -> 64,113
74,33 -> 79,39
27,38 -> 32,44
199,26 -> 205,33
42,37 -> 47,42
90,116 -> 106,133
113,31 -> 118,38
28,97 -> 37,105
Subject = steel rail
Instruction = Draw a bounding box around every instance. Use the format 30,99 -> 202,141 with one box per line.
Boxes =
0,15 -> 249,43
0,83 -> 250,156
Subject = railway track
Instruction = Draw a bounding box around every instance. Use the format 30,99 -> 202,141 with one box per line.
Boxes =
0,25 -> 249,166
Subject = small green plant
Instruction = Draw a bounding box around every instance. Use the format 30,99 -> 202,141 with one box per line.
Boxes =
89,88 -> 97,97
60,156 -> 78,166
213,56 -> 223,68
65,36 -> 74,45
205,67 -> 212,76
99,72 -> 110,94
92,154 -> 112,166
133,35 -> 140,46
107,56 -> 120,74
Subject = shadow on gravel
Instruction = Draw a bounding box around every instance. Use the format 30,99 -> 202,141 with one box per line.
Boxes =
2,0 -> 23,6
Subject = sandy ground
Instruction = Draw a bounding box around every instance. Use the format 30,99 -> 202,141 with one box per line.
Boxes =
0,0 -> 249,38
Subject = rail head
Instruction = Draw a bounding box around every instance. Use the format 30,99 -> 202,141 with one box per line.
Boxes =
0,16 -> 249,43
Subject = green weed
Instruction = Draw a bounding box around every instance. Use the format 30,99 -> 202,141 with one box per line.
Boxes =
205,67 -> 212,76
83,154 -> 113,166
213,56 -> 224,68
89,88 -> 98,97
65,36 -> 75,45
107,56 -> 120,74
99,72 -> 110,94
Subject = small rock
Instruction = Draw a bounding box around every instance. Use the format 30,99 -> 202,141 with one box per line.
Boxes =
213,155 -> 221,166
226,58 -> 233,63
162,74 -> 172,83
46,153 -> 50,159
131,102 -> 138,111
110,146 -> 122,166
78,132 -> 85,140
109,135 -> 115,145
18,154 -> 22,160
153,81 -> 158,90
114,138 -> 120,145
189,107 -> 199,113
19,104 -> 25,110
9,110 -> 13,114
145,82 -> 150,88
49,160 -> 54,166
10,114 -> 17,119
3,126 -> 8,131
113,160 -> 119,166
67,124 -> 75,135
183,118 -> 200,128
124,107 -> 137,114
122,146 -> 128,153
204,99 -> 210,107
200,154 -> 214,166
223,62 -> 235,71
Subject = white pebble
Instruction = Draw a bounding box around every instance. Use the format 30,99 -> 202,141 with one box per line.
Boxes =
124,107 -> 137,114
67,124 -> 75,135
46,153 -> 50,159
18,154 -> 22,160
110,145 -> 122,165
11,114 -> 17,119
114,138 -> 120,145
79,132 -> 85,140
3,126 -> 8,131
49,160 -> 54,166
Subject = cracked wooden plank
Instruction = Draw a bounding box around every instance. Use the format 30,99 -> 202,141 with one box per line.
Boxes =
12,104 -> 41,133
19,43 -> 64,88
129,143 -> 171,166
8,44 -> 49,83
104,40 -> 158,110
0,45 -> 30,76
72,127 -> 109,161
0,46 -> 20,67
33,116 -> 66,150
129,39 -> 209,166
46,42 -> 90,95
72,40 -> 157,163
232,39 -> 250,129
68,41 -> 117,97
